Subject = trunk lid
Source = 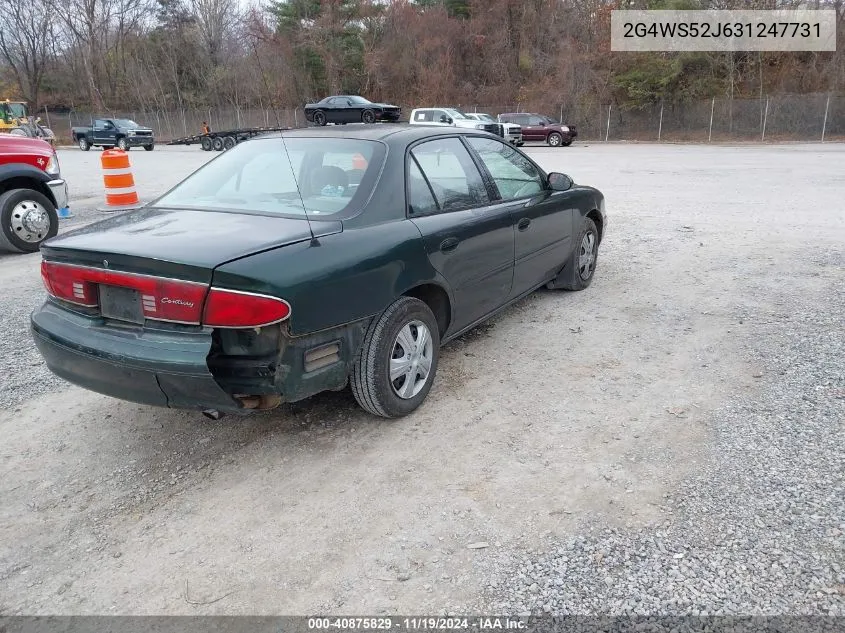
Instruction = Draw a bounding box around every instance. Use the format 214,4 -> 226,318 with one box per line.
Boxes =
40,207 -> 338,327
41,207 -> 335,281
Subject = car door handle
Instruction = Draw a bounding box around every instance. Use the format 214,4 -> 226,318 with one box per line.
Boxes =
440,237 -> 460,252
517,218 -> 531,231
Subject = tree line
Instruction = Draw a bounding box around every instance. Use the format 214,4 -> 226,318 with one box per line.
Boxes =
0,0 -> 842,117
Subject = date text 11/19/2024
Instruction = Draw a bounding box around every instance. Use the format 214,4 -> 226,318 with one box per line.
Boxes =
307,618 -> 528,631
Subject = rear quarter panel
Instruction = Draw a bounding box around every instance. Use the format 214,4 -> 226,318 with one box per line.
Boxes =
211,220 -> 446,337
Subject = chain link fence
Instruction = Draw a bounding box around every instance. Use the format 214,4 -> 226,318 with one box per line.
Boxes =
41,93 -> 844,145
462,93 -> 843,142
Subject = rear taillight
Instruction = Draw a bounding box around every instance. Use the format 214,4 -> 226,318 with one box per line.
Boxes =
202,288 -> 291,329
40,261 -> 291,328
40,261 -> 208,323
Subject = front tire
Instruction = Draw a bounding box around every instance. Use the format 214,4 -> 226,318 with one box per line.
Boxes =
78,137 -> 90,151
351,296 -> 440,418
547,217 -> 599,291
143,144 -> 154,151
0,188 -> 59,254
361,109 -> 376,124
117,138 -> 129,151
201,136 -> 213,151
547,132 -> 562,147
313,110 -> 327,126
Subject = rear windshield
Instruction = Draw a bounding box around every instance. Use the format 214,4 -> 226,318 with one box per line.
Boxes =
155,137 -> 384,219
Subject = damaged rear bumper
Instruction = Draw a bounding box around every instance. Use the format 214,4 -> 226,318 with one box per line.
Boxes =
31,300 -> 241,412
31,300 -> 374,414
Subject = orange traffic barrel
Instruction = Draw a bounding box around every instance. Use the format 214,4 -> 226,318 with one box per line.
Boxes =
101,149 -> 140,209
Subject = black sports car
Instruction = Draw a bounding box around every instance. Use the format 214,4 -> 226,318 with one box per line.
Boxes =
304,96 -> 401,126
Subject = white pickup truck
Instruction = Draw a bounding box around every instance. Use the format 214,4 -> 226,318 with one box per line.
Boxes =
409,108 -> 523,146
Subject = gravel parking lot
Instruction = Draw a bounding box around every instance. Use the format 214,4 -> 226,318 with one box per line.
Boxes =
0,142 -> 842,615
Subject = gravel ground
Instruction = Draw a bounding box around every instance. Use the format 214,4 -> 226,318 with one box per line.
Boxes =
0,142 -> 843,615
477,262 -> 845,615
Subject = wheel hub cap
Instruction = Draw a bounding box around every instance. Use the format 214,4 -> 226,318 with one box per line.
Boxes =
578,231 -> 596,279
11,200 -> 50,243
390,320 -> 433,399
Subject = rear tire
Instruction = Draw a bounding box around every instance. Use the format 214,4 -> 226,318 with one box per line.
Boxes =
547,217 -> 599,291
313,110 -> 327,126
0,188 -> 59,254
212,136 -> 224,151
351,296 -> 440,418
201,136 -> 213,151
361,109 -> 376,124
223,136 -> 236,150
78,137 -> 90,151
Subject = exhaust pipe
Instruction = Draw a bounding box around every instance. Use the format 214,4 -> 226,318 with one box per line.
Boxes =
202,409 -> 223,420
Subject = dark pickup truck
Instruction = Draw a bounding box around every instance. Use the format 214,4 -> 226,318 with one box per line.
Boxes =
72,118 -> 155,151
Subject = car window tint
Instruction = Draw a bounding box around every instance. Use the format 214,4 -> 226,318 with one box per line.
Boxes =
414,111 -> 429,122
407,158 -> 438,216
527,115 -> 545,125
94,119 -> 106,127
467,137 -> 544,200
156,138 -> 382,218
410,137 -> 489,211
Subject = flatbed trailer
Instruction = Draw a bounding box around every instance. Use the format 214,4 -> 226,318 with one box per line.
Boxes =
167,126 -> 291,151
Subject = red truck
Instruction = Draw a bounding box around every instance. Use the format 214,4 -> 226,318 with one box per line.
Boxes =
0,135 -> 69,253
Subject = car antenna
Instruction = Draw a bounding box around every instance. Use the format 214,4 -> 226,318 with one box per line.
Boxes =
279,134 -> 318,244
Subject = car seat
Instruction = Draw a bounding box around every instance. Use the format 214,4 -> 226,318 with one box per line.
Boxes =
309,165 -> 349,196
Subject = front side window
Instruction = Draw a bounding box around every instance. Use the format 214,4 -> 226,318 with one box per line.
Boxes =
156,137 -> 384,219
348,96 -> 372,105
467,137 -> 544,200
410,137 -> 489,212
527,115 -> 545,126
444,109 -> 469,120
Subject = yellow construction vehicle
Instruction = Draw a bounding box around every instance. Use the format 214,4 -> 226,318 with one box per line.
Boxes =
0,99 -> 28,131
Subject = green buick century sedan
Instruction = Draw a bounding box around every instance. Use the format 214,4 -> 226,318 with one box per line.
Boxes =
31,125 -> 606,418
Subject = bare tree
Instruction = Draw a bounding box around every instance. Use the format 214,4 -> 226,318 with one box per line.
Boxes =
188,0 -> 238,66
0,0 -> 56,107
50,0 -> 151,110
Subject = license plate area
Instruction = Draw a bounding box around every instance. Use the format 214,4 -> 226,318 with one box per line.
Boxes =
99,284 -> 145,324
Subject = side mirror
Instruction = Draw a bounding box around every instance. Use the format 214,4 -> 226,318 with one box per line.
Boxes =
439,115 -> 452,124
547,172 -> 573,192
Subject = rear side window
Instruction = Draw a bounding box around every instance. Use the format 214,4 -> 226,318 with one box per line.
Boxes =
410,137 -> 489,212
156,137 -> 384,219
407,159 -> 438,216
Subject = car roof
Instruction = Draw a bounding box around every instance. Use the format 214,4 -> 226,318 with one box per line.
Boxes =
274,124 -> 498,145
